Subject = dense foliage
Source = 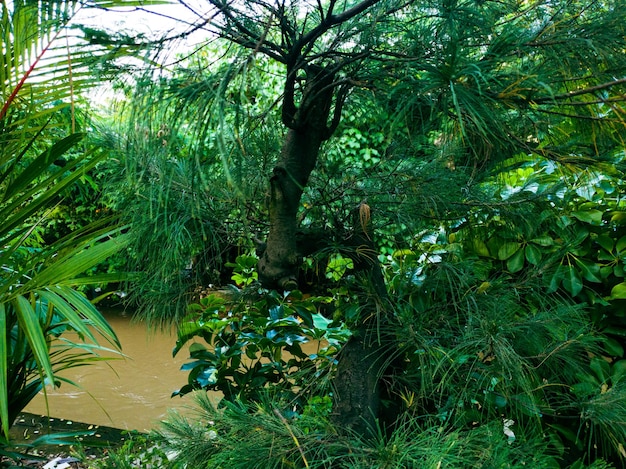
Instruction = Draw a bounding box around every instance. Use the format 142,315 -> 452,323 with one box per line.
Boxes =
3,0 -> 626,467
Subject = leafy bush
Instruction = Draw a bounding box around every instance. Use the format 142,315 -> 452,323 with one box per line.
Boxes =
173,281 -> 349,407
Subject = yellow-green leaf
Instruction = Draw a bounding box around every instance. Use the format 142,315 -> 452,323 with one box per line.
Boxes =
497,242 -> 521,260
610,282 -> 626,299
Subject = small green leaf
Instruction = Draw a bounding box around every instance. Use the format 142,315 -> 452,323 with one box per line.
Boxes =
611,360 -> 626,384
617,236 -> 626,253
530,235 -> 554,247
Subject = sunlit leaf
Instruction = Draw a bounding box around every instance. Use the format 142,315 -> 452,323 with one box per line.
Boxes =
610,282 -> 626,299
497,242 -> 521,260
472,238 -> 491,257
571,210 -> 604,225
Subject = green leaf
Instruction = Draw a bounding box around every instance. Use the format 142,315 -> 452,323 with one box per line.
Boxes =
530,235 -> 554,247
13,296 -> 54,386
497,242 -> 521,260
546,265 -> 564,293
525,244 -> 542,265
611,360 -> 626,384
590,357 -> 610,384
571,210 -> 603,225
596,235 -> 614,253
507,248 -> 524,273
0,304 -> 8,439
471,238 -> 491,257
2,134 -> 85,202
562,265 -> 583,296
617,235 -> 626,253
574,258 -> 602,283
604,338 -> 624,359
610,282 -> 626,299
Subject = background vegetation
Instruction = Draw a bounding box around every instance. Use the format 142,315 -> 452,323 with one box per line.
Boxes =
4,0 -> 626,467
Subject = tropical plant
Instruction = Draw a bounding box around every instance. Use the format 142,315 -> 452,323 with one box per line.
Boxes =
172,285 -> 348,406
0,0 -> 160,444
98,0 -> 626,465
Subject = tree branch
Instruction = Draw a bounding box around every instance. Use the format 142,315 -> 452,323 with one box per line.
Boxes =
297,0 -> 383,54
533,77 -> 626,103
207,0 -> 286,62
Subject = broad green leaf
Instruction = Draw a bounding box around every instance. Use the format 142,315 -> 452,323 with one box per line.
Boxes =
525,244 -> 541,265
546,265 -> 565,293
617,236 -> 626,253
590,357 -> 610,384
562,265 -> 583,296
574,258 -> 602,283
610,282 -> 626,299
611,211 -> 626,225
600,265 -> 614,279
326,254 -> 354,281
507,248 -> 524,273
604,338 -> 624,359
472,238 -> 491,257
571,210 -> 604,225
596,235 -> 615,253
612,360 -> 626,385
497,242 -> 521,260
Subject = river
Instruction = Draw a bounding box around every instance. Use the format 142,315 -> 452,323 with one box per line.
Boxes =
25,308 -> 217,432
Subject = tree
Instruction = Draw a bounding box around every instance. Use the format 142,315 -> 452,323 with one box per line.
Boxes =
108,0 -> 626,458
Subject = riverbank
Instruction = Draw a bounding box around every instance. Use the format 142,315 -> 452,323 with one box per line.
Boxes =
5,412 -> 130,468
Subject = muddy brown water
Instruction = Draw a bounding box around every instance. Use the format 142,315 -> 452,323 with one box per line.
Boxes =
24,308 -> 216,432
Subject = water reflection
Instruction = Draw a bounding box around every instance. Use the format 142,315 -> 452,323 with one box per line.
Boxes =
25,309 -> 216,432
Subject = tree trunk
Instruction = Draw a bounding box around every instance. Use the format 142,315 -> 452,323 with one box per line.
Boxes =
257,66 -> 336,289
331,204 -> 393,436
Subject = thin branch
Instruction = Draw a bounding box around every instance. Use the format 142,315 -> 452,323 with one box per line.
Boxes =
533,77 -> 626,103
207,0 -> 285,62
534,107 -> 625,122
297,0 -> 383,53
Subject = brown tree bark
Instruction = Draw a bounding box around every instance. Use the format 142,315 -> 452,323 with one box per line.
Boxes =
257,65 -> 337,289
330,204 -> 394,436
